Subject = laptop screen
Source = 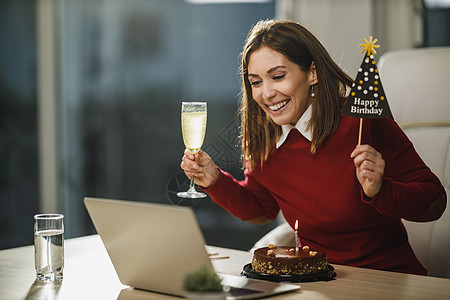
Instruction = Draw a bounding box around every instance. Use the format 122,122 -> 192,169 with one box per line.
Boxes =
84,197 -> 300,299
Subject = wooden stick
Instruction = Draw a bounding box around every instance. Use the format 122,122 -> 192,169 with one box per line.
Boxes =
210,256 -> 230,260
358,118 -> 363,146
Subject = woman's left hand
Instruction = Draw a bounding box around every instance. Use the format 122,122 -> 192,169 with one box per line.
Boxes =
350,144 -> 385,198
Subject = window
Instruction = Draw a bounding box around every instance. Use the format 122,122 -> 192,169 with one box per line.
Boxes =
57,0 -> 276,249
0,0 -> 38,249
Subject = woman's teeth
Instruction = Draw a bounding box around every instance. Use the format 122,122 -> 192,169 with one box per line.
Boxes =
268,100 -> 288,111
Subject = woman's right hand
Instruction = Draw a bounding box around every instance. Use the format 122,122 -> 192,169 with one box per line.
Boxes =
180,149 -> 220,189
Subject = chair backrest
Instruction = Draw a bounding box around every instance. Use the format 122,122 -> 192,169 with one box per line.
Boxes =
378,47 -> 450,278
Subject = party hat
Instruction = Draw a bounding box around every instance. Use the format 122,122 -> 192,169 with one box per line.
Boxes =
342,36 -> 392,119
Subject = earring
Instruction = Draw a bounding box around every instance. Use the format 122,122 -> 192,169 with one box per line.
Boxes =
311,85 -> 315,99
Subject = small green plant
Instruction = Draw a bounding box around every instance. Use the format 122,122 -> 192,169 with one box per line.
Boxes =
183,266 -> 223,292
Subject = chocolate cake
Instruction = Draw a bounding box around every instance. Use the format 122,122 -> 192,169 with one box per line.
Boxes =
251,244 -> 328,275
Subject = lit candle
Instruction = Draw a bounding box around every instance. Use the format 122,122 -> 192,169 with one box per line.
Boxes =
294,220 -> 299,252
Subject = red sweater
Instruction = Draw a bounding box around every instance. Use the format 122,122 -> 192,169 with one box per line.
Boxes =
205,116 -> 446,275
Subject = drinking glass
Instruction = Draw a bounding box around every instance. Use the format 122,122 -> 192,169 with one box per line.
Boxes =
34,214 -> 64,281
177,102 -> 208,199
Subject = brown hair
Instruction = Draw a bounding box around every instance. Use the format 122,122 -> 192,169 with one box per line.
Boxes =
239,19 -> 353,171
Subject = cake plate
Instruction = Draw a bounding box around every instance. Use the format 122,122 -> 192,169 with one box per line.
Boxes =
241,263 -> 336,283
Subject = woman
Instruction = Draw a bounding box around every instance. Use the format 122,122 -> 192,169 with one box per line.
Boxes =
180,19 -> 446,275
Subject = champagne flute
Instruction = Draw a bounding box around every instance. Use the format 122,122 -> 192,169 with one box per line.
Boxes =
177,102 -> 208,198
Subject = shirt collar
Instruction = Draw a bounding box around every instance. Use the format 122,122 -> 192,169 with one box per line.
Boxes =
276,105 -> 312,149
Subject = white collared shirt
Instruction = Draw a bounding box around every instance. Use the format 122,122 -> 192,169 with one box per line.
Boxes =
276,105 -> 312,149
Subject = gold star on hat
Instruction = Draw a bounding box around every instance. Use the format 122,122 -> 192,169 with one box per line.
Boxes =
360,36 -> 380,56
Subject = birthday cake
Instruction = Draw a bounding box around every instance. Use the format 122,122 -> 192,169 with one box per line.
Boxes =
251,244 -> 328,275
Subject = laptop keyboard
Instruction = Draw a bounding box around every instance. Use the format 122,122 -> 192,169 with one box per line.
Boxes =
227,286 -> 262,297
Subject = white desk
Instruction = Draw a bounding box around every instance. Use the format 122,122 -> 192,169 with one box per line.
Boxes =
1,235 -> 450,300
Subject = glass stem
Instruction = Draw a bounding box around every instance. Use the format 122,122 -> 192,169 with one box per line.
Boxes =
47,238 -> 52,271
189,174 -> 196,192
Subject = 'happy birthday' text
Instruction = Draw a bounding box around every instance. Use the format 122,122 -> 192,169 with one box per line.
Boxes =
350,98 -> 383,116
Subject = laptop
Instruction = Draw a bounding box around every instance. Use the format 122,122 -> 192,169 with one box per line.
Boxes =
84,197 -> 300,299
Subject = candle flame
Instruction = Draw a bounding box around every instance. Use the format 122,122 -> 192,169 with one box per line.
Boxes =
295,219 -> 298,231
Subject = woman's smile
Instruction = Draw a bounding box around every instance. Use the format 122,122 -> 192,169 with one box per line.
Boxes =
268,99 -> 290,112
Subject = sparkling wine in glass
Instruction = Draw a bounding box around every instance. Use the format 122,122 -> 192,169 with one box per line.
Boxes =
177,102 -> 208,198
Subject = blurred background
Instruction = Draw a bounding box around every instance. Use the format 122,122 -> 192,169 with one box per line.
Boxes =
1,0 -> 449,250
